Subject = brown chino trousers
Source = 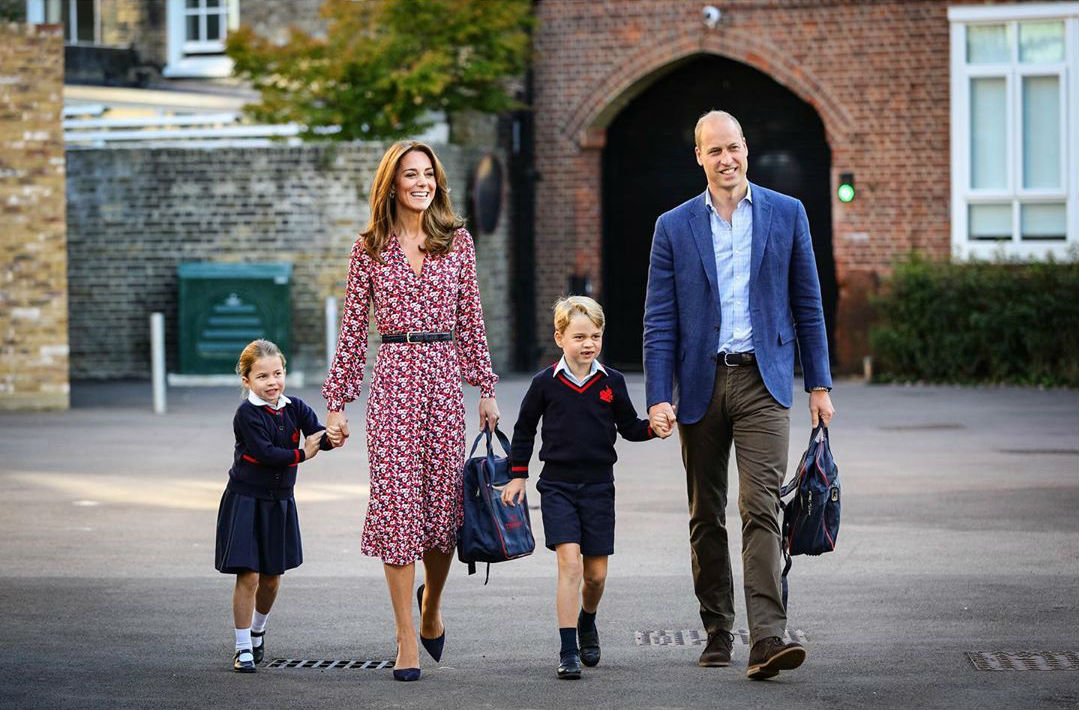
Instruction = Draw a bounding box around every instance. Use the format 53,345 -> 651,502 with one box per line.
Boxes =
678,361 -> 790,643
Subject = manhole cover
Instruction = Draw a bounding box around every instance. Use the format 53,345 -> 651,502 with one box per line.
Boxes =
879,423 -> 964,431
635,629 -> 807,646
967,651 -> 1079,671
267,659 -> 394,669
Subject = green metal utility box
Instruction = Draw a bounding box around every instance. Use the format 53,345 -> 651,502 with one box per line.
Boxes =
177,263 -> 292,375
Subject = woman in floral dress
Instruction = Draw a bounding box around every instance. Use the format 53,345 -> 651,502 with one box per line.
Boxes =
322,141 -> 500,680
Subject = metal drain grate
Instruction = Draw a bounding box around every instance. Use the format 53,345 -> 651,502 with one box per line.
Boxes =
967,651 -> 1079,671
635,629 -> 808,646
267,659 -> 394,670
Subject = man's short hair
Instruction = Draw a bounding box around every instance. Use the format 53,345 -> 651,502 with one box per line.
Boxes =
694,110 -> 744,147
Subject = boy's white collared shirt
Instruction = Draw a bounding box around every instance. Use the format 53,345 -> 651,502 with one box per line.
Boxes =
248,391 -> 291,410
554,356 -> 607,386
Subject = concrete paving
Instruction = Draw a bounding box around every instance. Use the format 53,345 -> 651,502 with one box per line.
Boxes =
1,376 -> 1077,709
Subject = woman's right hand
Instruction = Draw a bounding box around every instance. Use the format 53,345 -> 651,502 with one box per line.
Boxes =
326,410 -> 350,447
500,478 -> 526,507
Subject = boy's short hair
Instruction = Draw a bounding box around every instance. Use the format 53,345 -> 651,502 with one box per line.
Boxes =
553,295 -> 605,333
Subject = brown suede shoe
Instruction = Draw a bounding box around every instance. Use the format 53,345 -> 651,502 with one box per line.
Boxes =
697,631 -> 734,667
746,636 -> 806,680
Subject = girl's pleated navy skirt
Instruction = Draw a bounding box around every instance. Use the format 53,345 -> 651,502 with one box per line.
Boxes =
215,488 -> 303,575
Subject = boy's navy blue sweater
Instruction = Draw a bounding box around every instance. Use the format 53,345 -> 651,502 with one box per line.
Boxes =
510,364 -> 654,483
227,396 -> 333,500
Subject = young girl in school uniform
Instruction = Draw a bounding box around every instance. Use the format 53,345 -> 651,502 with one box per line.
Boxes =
215,339 -> 334,672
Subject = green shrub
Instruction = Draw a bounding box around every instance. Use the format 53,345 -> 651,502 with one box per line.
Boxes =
869,254 -> 1079,387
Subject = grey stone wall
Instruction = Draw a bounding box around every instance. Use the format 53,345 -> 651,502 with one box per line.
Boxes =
65,141 -> 513,382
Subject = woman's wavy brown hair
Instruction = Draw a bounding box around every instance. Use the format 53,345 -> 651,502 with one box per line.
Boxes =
361,141 -> 465,262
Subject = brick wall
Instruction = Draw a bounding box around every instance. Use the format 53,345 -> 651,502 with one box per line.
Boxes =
0,23 -> 68,411
531,0 -> 1045,370
65,141 -> 513,382
99,0 -> 165,68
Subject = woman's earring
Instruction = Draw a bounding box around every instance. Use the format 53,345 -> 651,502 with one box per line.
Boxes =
390,189 -> 396,200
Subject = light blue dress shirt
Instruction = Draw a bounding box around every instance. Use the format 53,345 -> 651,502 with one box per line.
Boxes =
705,185 -> 754,354
554,356 -> 606,386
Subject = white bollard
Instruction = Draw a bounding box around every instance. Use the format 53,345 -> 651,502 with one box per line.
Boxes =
325,296 -> 339,368
151,312 -> 166,414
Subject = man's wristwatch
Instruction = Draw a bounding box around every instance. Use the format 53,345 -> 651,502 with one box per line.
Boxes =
810,386 -> 831,392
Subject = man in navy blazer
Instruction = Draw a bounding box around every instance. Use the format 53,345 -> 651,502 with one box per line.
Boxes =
643,110 -> 835,680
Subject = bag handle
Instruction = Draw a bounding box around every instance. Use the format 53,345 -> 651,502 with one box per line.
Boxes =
468,426 -> 511,461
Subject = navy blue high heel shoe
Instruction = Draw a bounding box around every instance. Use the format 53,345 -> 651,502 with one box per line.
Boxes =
416,583 -> 445,662
393,667 -> 421,682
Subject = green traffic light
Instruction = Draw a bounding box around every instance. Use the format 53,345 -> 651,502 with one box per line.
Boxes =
837,183 -> 855,203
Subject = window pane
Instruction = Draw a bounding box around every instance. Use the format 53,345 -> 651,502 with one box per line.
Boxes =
60,0 -> 70,38
970,78 -> 1007,189
76,0 -> 94,42
1023,76 -> 1061,189
45,0 -> 62,23
207,13 -> 221,41
206,0 -> 222,7
967,24 -> 1009,63
1019,21 -> 1065,63
1021,204 -> 1066,241
969,204 -> 1013,241
186,14 -> 199,42
186,0 -> 200,9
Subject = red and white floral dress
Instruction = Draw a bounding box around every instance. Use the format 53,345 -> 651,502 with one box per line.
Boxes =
323,228 -> 498,566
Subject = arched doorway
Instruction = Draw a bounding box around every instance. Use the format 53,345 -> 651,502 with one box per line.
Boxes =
601,54 -> 836,369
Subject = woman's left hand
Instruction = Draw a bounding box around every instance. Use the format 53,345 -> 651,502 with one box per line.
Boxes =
478,397 -> 500,432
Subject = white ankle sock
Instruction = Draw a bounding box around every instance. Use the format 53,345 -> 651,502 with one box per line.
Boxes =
235,627 -> 252,652
252,611 -> 269,636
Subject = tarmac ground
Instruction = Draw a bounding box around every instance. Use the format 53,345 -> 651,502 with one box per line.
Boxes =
1,375 -> 1077,709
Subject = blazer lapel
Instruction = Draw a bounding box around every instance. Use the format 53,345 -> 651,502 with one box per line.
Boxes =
749,182 -> 773,287
688,192 -> 721,312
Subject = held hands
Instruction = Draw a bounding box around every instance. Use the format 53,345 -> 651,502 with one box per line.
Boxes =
500,477 -> 526,507
648,402 -> 676,439
809,390 -> 835,427
303,430 -> 325,460
326,410 -> 350,447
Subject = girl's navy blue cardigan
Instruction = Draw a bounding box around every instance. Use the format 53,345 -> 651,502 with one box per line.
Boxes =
510,364 -> 655,483
227,396 -> 332,500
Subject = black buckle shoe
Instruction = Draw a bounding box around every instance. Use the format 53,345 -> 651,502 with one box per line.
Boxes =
557,652 -> 582,680
233,648 -> 256,673
251,631 -> 265,664
578,624 -> 600,667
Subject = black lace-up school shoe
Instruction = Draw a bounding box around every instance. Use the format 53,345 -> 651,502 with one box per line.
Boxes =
698,631 -> 734,667
251,631 -> 265,664
557,652 -> 582,680
578,624 -> 600,667
233,648 -> 256,673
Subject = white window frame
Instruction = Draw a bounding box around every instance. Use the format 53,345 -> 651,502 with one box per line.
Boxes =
949,3 -> 1079,260
26,0 -> 101,45
162,0 -> 239,79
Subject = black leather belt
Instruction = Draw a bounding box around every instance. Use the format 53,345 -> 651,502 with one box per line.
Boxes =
719,351 -> 756,367
381,331 -> 453,344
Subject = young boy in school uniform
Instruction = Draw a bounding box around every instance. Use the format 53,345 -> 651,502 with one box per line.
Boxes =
502,296 -> 671,679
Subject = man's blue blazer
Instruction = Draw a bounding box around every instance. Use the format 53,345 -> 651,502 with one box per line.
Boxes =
643,183 -> 832,424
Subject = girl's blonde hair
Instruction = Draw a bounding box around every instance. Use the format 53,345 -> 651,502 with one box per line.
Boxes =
236,339 -> 286,380
361,141 -> 465,263
553,295 -> 605,333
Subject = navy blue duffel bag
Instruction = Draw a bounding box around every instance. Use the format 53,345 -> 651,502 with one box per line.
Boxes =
457,427 -> 535,583
780,423 -> 841,609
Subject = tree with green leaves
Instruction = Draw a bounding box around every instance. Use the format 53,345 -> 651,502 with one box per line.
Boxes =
226,0 -> 532,140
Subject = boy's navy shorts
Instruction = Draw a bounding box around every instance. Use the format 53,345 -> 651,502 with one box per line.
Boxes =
535,479 -> 615,556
